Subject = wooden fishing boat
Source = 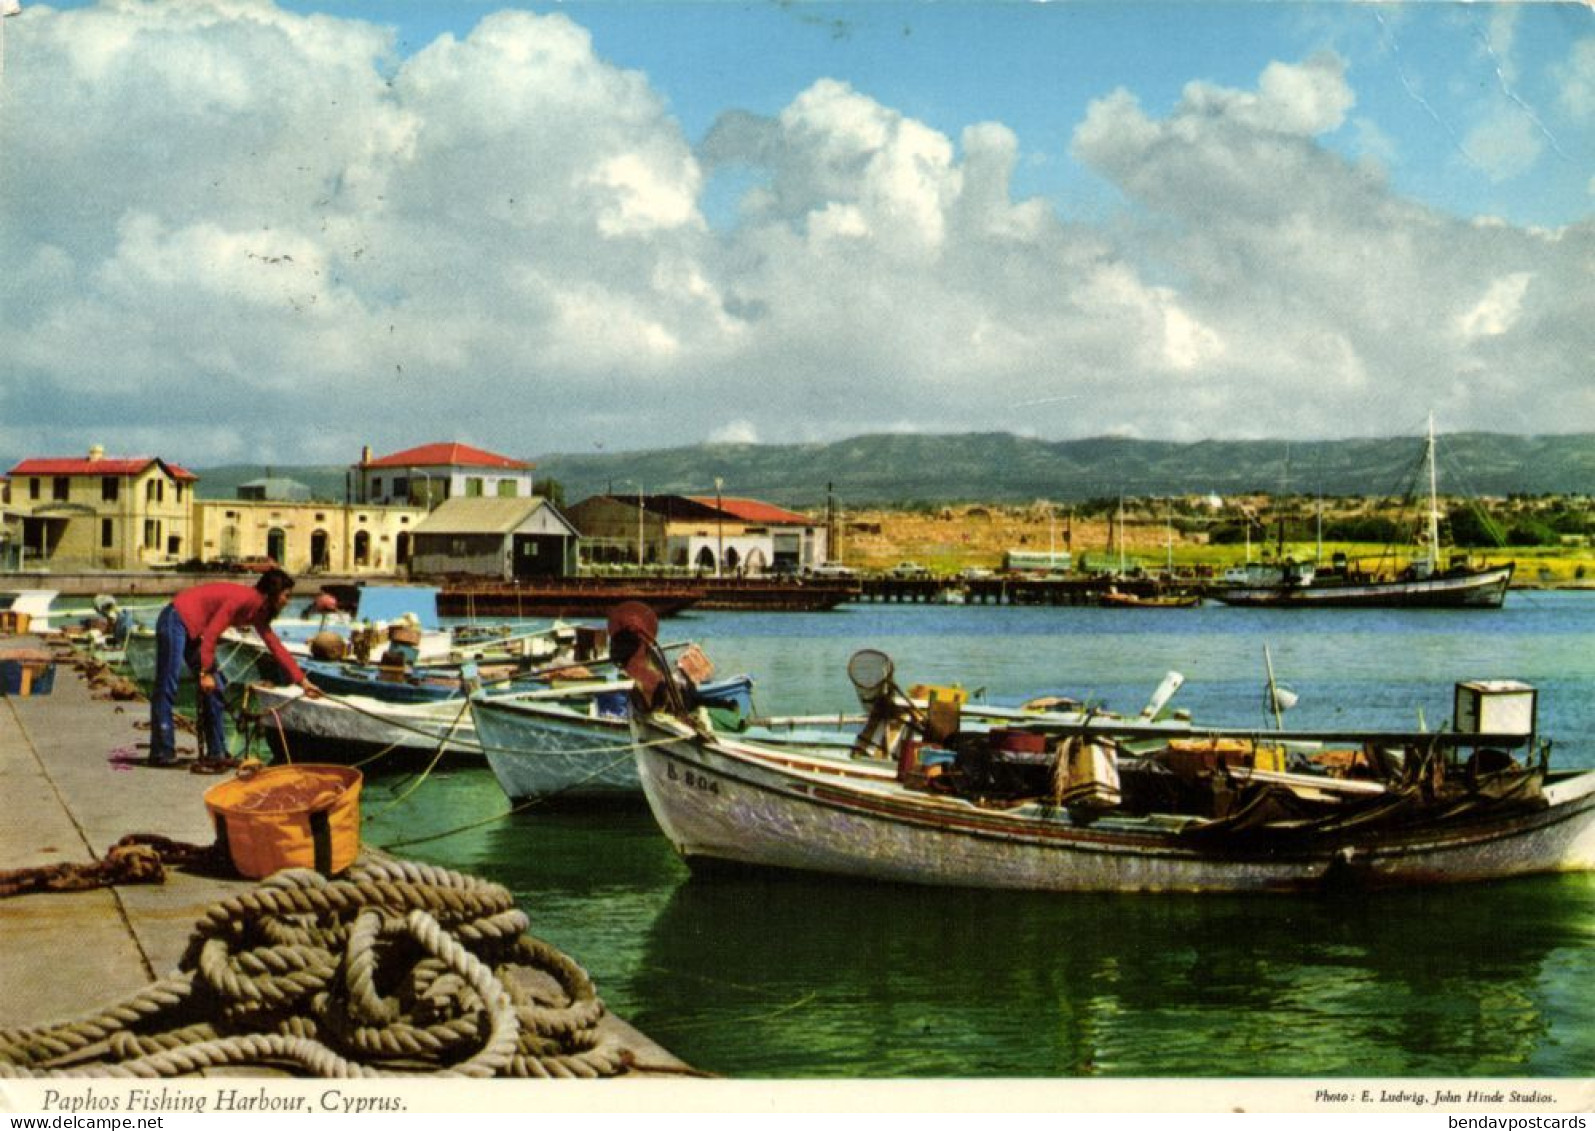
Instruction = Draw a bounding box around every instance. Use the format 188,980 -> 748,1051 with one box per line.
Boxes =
245,683 -> 483,771
472,675 -> 755,801
631,658 -> 1594,893
1210,417 -> 1514,610
1097,588 -> 1201,609
475,665 -> 1190,804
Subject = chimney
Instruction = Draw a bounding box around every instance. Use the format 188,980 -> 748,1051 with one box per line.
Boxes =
87,444 -> 105,462
361,445 -> 372,466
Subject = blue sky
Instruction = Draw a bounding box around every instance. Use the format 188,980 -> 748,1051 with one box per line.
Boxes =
1,1 -> 1590,465
260,1 -> 1593,228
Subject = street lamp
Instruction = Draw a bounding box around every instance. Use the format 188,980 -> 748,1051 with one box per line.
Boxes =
714,477 -> 724,578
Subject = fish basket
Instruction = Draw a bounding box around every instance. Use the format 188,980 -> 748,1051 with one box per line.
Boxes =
204,763 -> 363,879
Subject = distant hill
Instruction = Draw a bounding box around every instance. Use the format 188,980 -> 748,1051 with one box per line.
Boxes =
33,431 -> 1585,508
524,432 -> 1593,507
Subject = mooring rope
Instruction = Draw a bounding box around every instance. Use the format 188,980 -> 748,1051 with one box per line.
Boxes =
0,858 -> 631,1079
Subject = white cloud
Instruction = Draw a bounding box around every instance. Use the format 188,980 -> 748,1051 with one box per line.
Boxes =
1458,273 -> 1534,339
1462,107 -> 1544,182
709,420 -> 760,445
1553,38 -> 1595,120
0,3 -> 1586,469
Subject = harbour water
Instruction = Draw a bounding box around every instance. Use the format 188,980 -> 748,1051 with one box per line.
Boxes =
356,592 -> 1595,1078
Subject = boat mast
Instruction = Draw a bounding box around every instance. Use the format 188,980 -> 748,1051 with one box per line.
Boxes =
1426,412 -> 1441,567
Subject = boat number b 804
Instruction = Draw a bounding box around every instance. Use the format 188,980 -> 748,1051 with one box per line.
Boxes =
666,763 -> 720,795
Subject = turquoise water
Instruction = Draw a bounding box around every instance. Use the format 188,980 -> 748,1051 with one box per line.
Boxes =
354,592 -> 1595,1078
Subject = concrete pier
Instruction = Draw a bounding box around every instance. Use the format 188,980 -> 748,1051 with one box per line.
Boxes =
0,635 -> 692,1078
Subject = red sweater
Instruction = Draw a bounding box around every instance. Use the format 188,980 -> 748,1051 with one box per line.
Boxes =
172,583 -> 306,685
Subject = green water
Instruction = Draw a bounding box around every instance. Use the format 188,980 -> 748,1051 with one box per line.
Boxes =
348,594 -> 1594,1077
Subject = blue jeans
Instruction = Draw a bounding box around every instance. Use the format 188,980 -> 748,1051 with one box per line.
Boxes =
149,605 -> 228,763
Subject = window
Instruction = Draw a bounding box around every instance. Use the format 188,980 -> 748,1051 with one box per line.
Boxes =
498,479 -> 518,497
372,477 -> 383,498
144,519 -> 161,550
392,477 -> 408,500
101,518 -> 114,548
465,477 -> 484,497
101,477 -> 119,503
145,479 -> 164,503
53,477 -> 69,501
29,478 -> 40,500
167,535 -> 181,556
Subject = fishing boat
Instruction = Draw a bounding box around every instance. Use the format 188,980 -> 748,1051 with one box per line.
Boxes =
472,673 -> 756,801
1210,417 -> 1514,609
239,636 -> 621,770
0,589 -> 60,634
1097,588 -> 1201,609
476,658 -> 1190,804
245,682 -> 481,770
631,651 -> 1594,893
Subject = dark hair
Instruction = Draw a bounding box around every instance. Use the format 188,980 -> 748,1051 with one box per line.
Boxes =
255,568 -> 296,599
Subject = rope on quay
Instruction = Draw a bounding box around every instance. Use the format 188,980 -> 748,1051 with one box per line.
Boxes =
0,858 -> 631,1079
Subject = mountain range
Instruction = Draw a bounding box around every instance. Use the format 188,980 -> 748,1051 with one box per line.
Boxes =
151,431 -> 1594,507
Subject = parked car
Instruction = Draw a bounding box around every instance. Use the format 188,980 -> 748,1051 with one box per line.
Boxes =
889,561 -> 930,579
805,563 -> 858,579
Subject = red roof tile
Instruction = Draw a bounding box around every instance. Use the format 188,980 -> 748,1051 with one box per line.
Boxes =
9,457 -> 197,481
691,496 -> 815,525
361,442 -> 532,470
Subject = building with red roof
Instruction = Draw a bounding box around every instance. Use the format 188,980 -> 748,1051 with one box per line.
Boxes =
565,492 -> 827,575
5,446 -> 199,570
352,442 -> 537,509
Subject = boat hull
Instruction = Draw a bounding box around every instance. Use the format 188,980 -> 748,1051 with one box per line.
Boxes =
634,717 -> 1595,893
247,685 -> 480,771
473,696 -> 639,800
1211,564 -> 1513,609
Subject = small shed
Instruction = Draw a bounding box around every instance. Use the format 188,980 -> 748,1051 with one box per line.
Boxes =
409,497 -> 579,580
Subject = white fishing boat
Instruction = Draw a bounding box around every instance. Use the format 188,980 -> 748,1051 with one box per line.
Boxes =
472,674 -> 757,801
0,589 -> 59,633
631,655 -> 1595,893
245,683 -> 481,770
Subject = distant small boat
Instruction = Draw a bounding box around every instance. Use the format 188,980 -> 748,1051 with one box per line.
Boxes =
1097,589 -> 1200,609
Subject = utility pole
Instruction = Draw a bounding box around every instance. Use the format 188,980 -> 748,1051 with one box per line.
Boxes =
714,477 -> 724,578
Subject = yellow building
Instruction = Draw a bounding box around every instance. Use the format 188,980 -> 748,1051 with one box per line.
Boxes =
6,448 -> 197,571
192,498 -> 426,575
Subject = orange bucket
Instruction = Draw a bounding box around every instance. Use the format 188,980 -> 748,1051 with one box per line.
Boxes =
204,764 -> 363,879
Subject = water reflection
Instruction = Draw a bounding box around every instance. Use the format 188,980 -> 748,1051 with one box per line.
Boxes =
632,870 -> 1594,1078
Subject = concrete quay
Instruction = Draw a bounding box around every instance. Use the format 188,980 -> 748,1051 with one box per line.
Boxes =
0,635 -> 692,1079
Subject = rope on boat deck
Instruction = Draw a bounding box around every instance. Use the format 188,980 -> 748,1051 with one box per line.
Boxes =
0,858 -> 631,1080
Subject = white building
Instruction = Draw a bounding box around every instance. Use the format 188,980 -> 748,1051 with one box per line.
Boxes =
352,442 -> 537,510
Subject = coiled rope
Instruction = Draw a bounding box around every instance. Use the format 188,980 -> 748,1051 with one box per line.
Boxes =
0,858 -> 630,1079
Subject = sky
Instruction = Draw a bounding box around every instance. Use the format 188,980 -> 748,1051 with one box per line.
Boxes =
0,0 -> 1591,468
